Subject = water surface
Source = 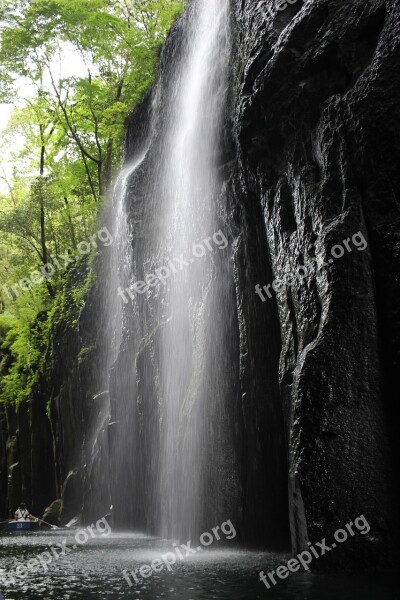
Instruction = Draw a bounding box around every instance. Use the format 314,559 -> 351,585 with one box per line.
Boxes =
0,532 -> 397,599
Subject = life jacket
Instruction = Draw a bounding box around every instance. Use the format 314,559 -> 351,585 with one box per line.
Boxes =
15,508 -> 29,520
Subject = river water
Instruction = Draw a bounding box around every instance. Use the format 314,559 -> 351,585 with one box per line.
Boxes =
0,531 -> 397,599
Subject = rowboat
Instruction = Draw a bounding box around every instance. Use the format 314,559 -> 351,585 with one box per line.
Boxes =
8,518 -> 39,532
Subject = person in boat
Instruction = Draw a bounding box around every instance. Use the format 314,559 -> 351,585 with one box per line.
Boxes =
14,502 -> 31,521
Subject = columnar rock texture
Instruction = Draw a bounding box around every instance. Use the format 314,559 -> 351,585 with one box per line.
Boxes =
229,0 -> 399,568
0,369 -> 56,519
0,264 -> 105,523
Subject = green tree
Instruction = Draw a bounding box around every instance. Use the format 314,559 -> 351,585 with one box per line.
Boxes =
0,0 -> 185,408
0,0 -> 184,195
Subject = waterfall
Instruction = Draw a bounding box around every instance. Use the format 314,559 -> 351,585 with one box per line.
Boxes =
92,0 -> 291,549
100,0 -> 237,540
157,0 -> 232,539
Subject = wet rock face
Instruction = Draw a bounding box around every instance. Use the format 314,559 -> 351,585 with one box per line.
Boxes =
42,498 -> 63,525
230,0 -> 399,567
0,393 -> 55,519
0,264 -> 106,522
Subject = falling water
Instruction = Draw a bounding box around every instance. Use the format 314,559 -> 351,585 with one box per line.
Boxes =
101,0 -> 236,540
157,0 -> 232,539
93,0 -> 290,548
107,150 -> 150,368
82,147 -> 151,522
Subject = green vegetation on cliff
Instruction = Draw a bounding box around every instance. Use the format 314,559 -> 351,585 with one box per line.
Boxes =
0,0 -> 184,406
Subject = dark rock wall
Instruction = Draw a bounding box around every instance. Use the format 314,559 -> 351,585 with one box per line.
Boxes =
230,0 -> 399,567
0,386 -> 56,519
0,264 -> 105,522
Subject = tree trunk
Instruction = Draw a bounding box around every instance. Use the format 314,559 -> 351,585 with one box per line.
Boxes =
39,139 -> 55,298
64,197 -> 77,250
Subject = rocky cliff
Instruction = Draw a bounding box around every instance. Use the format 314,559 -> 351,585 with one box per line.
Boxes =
229,0 -> 399,568
0,262 -> 105,524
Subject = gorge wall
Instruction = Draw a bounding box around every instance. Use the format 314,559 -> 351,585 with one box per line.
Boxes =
228,0 -> 399,568
0,0 -> 398,571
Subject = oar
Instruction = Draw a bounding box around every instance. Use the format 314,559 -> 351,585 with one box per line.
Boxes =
0,519 -> 10,525
31,515 -> 60,530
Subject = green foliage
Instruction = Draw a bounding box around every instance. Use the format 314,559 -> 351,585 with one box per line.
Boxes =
0,0 -> 185,195
0,256 -> 95,405
0,305 -> 49,405
0,0 -> 185,406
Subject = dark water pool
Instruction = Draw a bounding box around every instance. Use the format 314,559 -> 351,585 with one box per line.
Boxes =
0,532 -> 398,599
